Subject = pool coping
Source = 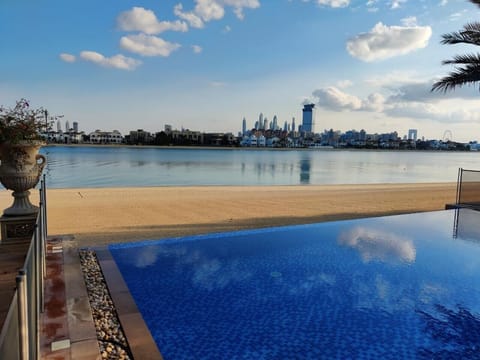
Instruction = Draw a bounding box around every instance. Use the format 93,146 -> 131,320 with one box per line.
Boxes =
94,246 -> 163,360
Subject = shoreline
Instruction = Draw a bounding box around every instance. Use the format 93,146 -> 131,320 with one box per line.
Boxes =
6,183 -> 457,247
42,143 -> 473,153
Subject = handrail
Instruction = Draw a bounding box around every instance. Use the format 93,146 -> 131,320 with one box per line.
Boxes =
0,177 -> 48,360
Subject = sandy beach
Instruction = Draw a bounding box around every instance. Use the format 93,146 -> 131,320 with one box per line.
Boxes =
2,183 -> 456,247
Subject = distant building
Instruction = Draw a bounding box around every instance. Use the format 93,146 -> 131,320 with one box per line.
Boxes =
242,117 -> 247,135
408,129 -> 418,141
90,130 -> 123,144
302,104 -> 316,134
73,122 -> 79,133
128,129 -> 152,144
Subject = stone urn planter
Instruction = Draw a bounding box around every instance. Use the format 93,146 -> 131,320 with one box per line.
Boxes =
0,141 -> 46,216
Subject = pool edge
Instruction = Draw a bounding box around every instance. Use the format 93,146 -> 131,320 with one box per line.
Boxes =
95,246 -> 163,360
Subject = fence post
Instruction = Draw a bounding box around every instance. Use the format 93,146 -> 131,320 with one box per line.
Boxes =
456,168 -> 463,205
37,199 -> 45,313
16,270 -> 29,360
42,174 -> 48,238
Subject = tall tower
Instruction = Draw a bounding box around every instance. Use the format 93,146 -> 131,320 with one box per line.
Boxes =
57,120 -> 62,132
273,115 -> 278,130
302,104 -> 316,133
284,121 -> 288,132
258,113 -> 263,129
65,120 -> 70,132
292,117 -> 296,132
408,129 -> 417,141
242,117 -> 247,135
73,121 -> 79,133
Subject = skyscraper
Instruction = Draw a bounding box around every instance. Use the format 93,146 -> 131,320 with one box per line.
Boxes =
73,121 -> 79,133
292,117 -> 296,132
273,115 -> 278,131
242,117 -> 247,135
302,104 -> 316,133
408,129 -> 418,141
65,120 -> 70,132
258,113 -> 263,129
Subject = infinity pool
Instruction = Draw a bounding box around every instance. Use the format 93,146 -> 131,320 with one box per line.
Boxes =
109,209 -> 480,359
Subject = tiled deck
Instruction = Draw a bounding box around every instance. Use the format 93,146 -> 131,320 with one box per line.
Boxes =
41,235 -> 101,359
1,235 -> 162,359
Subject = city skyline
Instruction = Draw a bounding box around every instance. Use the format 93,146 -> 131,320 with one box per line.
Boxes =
2,1 -> 480,142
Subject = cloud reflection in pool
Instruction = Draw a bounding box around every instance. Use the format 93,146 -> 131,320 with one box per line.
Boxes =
338,226 -> 416,263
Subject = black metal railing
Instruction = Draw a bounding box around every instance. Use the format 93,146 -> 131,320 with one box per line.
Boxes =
0,174 -> 47,360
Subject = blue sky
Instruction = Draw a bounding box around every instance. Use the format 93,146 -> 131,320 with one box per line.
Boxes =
1,0 -> 480,141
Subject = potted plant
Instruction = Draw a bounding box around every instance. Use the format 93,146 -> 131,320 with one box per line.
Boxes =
0,98 -> 47,216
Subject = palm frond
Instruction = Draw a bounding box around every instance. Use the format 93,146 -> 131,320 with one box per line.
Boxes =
442,53 -> 480,65
431,64 -> 480,92
470,0 -> 480,8
441,22 -> 480,46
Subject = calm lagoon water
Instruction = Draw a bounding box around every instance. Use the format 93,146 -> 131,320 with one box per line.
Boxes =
36,145 -> 480,188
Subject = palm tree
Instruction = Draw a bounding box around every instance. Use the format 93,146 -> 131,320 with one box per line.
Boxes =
432,0 -> 480,92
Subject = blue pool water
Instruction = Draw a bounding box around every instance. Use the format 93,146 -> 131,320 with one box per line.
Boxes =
109,209 -> 480,359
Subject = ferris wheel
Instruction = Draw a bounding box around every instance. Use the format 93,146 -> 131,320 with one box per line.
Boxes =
443,130 -> 453,142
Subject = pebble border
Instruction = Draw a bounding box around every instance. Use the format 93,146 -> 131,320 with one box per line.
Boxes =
79,249 -> 133,360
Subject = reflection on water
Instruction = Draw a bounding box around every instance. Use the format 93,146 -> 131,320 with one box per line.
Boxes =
453,208 -> 480,242
110,210 -> 480,359
299,157 -> 311,184
417,304 -> 480,358
36,146 -> 480,188
338,226 -> 416,263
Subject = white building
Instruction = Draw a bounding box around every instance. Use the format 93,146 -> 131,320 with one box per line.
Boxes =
89,130 -> 123,144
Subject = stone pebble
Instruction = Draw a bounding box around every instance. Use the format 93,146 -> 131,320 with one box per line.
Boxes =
79,249 -> 133,360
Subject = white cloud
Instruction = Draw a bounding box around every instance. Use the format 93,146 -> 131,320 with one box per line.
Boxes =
385,102 -> 480,123
59,53 -> 76,63
346,22 -> 432,62
312,86 -> 386,112
120,34 -> 181,57
401,16 -> 417,27
336,79 -> 353,88
390,0 -> 407,9
174,0 -> 260,24
386,80 -> 479,103
223,25 -> 232,33
440,0 -> 448,5
174,3 -> 205,28
223,0 -> 261,19
362,93 -> 385,112
449,10 -> 467,21
117,7 -> 188,34
79,51 -> 142,70
310,78 -> 480,125
316,0 -> 350,8
195,0 -> 225,21
192,45 -> 203,53
312,87 -> 363,111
